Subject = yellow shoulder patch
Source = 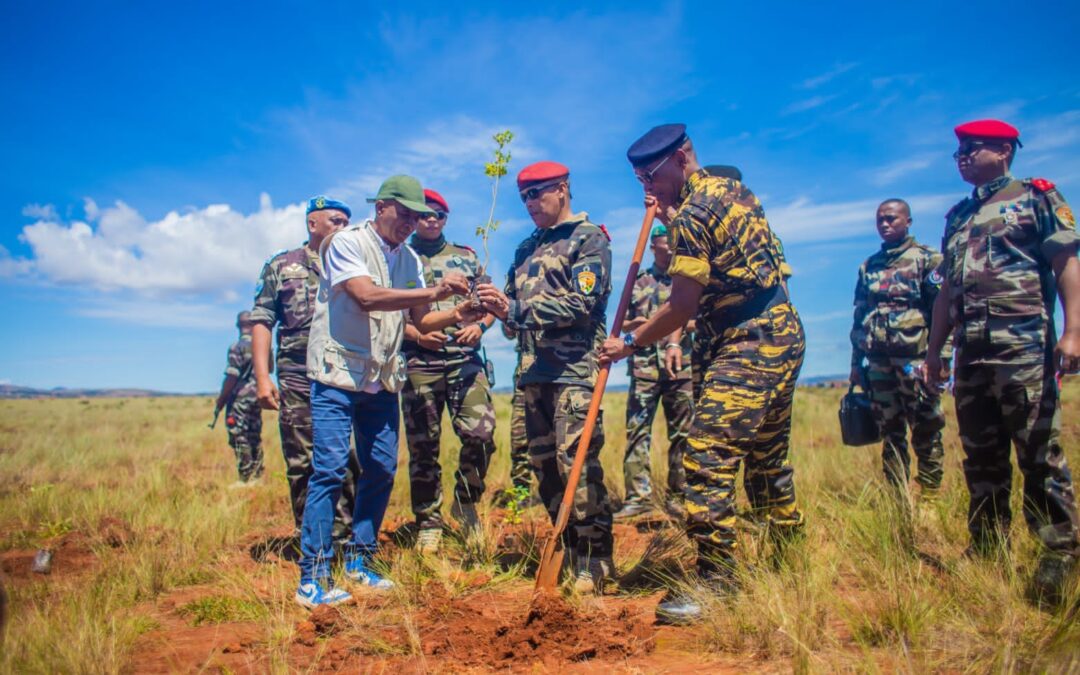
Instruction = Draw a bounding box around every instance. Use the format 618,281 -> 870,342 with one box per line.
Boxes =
1056,205 -> 1075,228
578,270 -> 596,294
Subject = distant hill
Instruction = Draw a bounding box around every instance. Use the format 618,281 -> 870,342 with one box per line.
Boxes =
0,384 -> 202,399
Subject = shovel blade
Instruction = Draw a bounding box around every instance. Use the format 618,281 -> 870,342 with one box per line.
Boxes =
534,533 -> 565,590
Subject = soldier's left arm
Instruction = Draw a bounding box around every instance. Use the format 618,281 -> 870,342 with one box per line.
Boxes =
505,228 -> 611,331
1034,184 -> 1080,370
920,249 -> 953,360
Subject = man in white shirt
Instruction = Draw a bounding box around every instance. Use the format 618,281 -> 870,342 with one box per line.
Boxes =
296,175 -> 481,608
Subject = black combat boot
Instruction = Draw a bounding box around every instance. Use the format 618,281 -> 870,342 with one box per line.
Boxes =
655,555 -> 738,625
1029,552 -> 1077,608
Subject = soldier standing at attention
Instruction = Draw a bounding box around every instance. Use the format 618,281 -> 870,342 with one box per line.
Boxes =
850,199 -> 947,494
614,223 -> 694,520
600,124 -> 805,624
250,197 -> 359,544
402,188 -> 498,553
476,161 -> 615,594
216,311 -> 265,486
924,119 -> 1080,603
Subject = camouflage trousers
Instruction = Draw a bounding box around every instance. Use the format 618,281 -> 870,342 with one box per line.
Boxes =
403,359 -> 496,528
278,371 -> 357,541
866,356 -> 945,490
523,382 -> 614,558
953,359 -> 1079,555
623,375 -> 693,504
686,305 -> 805,568
509,384 -> 531,491
226,383 -> 264,482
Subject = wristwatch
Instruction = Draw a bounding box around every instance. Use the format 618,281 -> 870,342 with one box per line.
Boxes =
622,332 -> 639,352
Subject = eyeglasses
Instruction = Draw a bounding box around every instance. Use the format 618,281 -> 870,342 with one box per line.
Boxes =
519,181 -> 561,203
636,152 -> 673,185
952,141 -> 1000,161
423,210 -> 448,220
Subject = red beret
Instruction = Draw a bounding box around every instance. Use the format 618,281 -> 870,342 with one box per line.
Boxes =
517,161 -> 570,190
954,119 -> 1022,146
423,188 -> 449,213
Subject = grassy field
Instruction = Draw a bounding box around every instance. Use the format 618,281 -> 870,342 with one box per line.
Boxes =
0,383 -> 1078,672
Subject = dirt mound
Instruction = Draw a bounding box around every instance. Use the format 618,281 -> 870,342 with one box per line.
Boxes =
295,605 -> 344,646
418,589 -> 655,668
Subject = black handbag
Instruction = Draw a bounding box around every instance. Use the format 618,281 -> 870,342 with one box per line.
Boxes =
839,384 -> 880,446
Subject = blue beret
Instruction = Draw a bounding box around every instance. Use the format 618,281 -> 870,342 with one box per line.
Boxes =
306,195 -> 352,219
627,123 -> 688,168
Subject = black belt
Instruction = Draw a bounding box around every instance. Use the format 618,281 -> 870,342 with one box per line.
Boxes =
716,284 -> 789,328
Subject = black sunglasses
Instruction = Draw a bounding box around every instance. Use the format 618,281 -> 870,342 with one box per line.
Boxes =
424,210 -> 448,220
519,181 -> 561,203
953,141 -> 1002,161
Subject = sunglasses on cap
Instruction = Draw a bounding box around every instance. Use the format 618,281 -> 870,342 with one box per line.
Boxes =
519,179 -> 564,203
952,140 -> 1004,161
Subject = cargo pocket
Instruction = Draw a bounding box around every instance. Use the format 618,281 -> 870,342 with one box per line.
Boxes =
986,296 -> 1046,348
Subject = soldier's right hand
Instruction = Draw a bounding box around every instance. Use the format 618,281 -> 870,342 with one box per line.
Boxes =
434,272 -> 471,300
664,345 -> 683,377
644,195 -> 677,225
418,332 -> 448,350
256,377 -> 280,410
922,353 -> 947,388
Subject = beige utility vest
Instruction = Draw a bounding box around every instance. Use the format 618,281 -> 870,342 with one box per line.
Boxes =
306,222 -> 420,393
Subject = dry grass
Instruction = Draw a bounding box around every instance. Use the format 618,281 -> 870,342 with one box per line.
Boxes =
0,382 -> 1078,672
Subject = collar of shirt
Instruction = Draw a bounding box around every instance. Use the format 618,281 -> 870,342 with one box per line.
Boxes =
649,262 -> 670,280
409,233 -> 446,257
880,235 -> 915,255
537,212 -> 589,238
972,174 -> 1013,202
678,168 -> 711,204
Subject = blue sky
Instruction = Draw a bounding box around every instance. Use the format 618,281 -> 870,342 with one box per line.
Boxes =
2,1 -> 1079,392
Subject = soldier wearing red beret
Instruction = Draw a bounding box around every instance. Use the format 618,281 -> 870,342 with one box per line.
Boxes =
476,161 -> 615,594
924,119 -> 1080,604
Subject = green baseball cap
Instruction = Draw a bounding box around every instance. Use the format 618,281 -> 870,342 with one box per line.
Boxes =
366,175 -> 435,215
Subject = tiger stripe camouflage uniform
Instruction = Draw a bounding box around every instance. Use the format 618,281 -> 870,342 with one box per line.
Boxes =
851,235 -> 948,490
503,212 -> 614,561
251,246 -> 358,541
402,234 -> 496,529
668,170 -> 805,573
224,333 -> 264,481
623,264 -> 694,507
941,174 -> 1080,556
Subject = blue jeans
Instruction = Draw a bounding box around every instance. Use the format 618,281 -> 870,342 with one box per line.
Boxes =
300,382 -> 400,581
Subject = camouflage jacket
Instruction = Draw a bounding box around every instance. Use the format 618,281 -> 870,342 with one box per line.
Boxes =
504,212 -> 611,386
402,234 -> 484,371
942,175 -> 1079,366
667,170 -> 790,341
850,236 -> 945,366
250,245 -> 320,374
224,334 -> 257,394
627,263 -> 692,381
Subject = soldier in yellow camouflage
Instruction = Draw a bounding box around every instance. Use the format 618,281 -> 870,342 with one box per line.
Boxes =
615,224 -> 694,520
477,160 -> 614,594
402,189 -> 497,552
602,124 -> 804,624
925,119 -> 1080,604
850,199 -> 947,493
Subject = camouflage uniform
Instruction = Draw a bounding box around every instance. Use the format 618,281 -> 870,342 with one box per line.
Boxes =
224,334 -> 264,481
667,170 -> 805,571
850,235 -> 947,490
402,234 -> 496,528
250,245 -> 358,540
503,212 -> 613,559
509,366 -> 531,492
623,264 -> 694,506
941,175 -> 1080,555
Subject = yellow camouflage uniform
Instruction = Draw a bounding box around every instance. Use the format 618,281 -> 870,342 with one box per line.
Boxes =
667,170 -> 805,571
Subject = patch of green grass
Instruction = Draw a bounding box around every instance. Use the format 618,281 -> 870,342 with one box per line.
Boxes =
178,595 -> 269,626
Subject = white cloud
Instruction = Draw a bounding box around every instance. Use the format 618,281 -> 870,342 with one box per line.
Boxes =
14,193 -> 307,294
798,62 -> 858,90
0,244 -> 32,277
781,95 -> 838,116
768,193 -> 956,244
867,153 -> 936,186
21,203 -> 58,220
75,298 -> 239,329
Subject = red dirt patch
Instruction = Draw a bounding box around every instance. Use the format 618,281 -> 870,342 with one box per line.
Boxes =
417,588 -> 656,668
0,533 -> 97,581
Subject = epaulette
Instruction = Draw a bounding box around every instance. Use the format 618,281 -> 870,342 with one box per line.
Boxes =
597,223 -> 611,241
1030,178 -> 1056,193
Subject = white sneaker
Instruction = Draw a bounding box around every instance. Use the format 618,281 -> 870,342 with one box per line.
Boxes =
295,579 -> 352,608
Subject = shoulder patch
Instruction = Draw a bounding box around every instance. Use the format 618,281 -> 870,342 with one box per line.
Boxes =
1031,178 -> 1056,192
597,223 -> 611,241
927,269 -> 944,286
1057,204 -> 1076,228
